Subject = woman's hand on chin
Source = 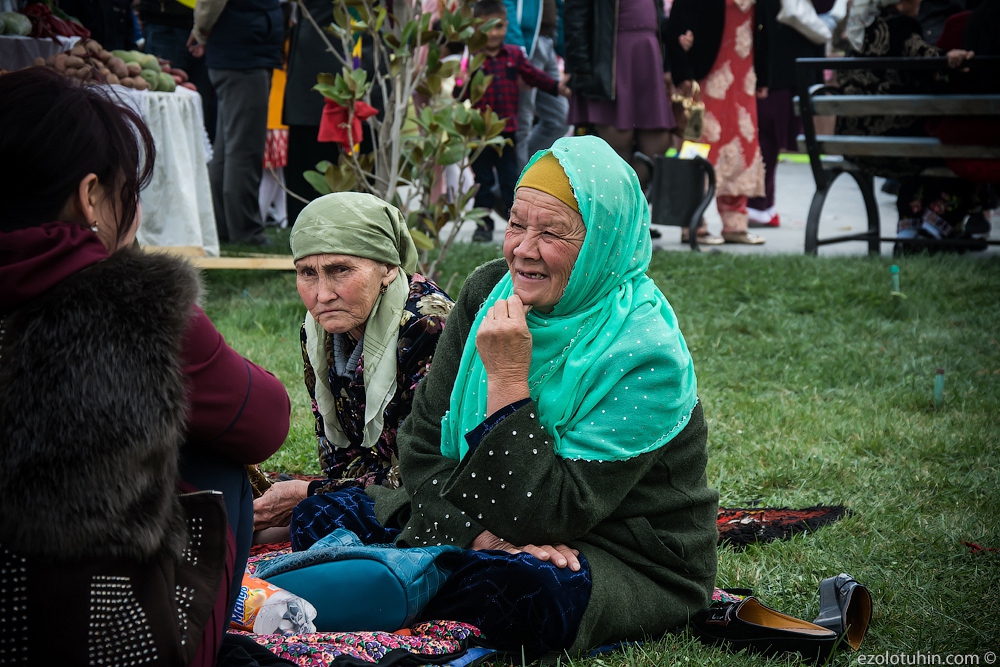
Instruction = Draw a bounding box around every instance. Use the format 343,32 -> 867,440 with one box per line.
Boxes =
252,479 -> 311,530
476,294 -> 533,413
471,530 -> 581,571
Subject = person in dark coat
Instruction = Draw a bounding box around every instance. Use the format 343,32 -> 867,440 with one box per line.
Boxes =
140,0 -> 217,142
0,68 -> 292,665
746,0 -> 829,228
563,0 -> 676,195
188,0 -> 284,245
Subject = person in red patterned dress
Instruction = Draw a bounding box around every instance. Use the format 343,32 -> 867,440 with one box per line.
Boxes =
667,0 -> 768,245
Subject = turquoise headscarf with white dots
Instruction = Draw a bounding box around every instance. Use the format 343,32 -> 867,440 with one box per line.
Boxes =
441,135 -> 698,462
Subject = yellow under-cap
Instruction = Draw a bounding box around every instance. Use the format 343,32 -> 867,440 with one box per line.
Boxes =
516,152 -> 580,214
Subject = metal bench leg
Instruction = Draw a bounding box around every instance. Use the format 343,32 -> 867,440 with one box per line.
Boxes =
804,176 -> 834,256
848,171 -> 881,256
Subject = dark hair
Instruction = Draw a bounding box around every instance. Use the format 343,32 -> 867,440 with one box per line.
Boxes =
0,67 -> 156,245
473,0 -> 507,19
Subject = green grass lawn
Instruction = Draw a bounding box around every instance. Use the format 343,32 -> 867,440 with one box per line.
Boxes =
203,246 -> 999,663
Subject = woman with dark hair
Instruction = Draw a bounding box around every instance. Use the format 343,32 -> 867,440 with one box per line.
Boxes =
0,68 -> 292,665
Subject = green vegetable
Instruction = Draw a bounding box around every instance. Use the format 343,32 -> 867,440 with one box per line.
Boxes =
140,55 -> 161,73
140,69 -> 160,90
111,49 -> 133,62
157,72 -> 176,93
1,12 -> 33,36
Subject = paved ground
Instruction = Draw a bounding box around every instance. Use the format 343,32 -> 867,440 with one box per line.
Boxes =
443,159 -> 998,257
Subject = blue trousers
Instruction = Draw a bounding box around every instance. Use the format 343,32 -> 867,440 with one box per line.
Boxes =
178,447 -> 253,620
291,488 -> 592,660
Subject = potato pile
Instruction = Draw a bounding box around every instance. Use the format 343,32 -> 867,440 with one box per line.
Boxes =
29,39 -> 195,92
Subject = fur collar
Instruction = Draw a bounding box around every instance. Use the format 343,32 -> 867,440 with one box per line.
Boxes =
0,248 -> 199,563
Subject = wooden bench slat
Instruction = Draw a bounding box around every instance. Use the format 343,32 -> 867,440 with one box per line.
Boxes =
143,246 -> 294,270
806,94 -> 1000,117
796,135 -> 1000,158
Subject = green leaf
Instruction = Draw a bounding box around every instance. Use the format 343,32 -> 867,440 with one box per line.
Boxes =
409,228 -> 435,251
466,31 -> 487,52
304,170 -> 332,196
486,117 -> 508,139
470,108 -> 486,135
324,164 -> 342,192
438,60 -> 459,80
425,42 -> 440,72
373,7 -> 387,32
424,74 -> 442,97
317,72 -> 336,86
436,137 -> 465,166
333,6 -> 351,31
389,54 -> 402,78
401,19 -> 417,48
383,33 -> 400,49
315,160 -> 333,172
469,53 -> 486,74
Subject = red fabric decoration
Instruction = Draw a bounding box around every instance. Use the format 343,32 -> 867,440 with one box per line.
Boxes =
318,98 -> 378,154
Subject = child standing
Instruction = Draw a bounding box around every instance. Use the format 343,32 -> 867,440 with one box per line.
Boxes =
469,0 -> 566,242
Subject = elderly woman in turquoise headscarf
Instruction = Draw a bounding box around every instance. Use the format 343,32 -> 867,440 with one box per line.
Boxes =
290,136 -> 718,657
253,193 -> 454,536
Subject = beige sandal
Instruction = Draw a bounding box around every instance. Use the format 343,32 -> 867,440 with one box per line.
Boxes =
722,231 -> 766,245
681,228 -> 724,245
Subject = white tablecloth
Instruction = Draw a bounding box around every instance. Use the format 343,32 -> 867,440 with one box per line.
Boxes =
122,87 -> 220,256
0,34 -> 79,70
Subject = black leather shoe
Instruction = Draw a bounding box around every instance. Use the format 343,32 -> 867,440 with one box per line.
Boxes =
813,573 -> 872,651
690,597 -> 838,663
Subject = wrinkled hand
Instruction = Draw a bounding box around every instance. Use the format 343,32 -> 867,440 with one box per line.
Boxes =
679,30 -> 694,52
756,86 -> 769,99
253,479 -> 310,530
946,49 -> 974,69
471,530 -> 581,570
187,32 -> 205,58
476,294 -> 532,381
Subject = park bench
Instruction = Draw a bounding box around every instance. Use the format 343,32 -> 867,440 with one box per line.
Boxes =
794,56 -> 1000,255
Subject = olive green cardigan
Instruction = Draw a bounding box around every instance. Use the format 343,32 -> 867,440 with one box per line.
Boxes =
368,259 -> 719,652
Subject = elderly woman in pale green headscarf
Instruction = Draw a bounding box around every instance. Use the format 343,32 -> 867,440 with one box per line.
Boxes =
252,193 -> 454,536
289,137 -> 719,658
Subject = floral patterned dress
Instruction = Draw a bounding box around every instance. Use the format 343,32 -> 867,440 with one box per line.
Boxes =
699,0 -> 766,232
300,274 -> 454,495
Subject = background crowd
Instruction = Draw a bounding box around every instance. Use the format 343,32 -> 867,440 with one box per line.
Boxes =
23,0 -> 996,249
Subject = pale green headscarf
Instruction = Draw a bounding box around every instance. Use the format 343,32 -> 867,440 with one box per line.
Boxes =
291,192 -> 419,449
441,136 -> 698,462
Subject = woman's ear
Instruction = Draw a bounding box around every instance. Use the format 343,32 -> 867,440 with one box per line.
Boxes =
58,173 -> 100,227
383,264 -> 400,287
